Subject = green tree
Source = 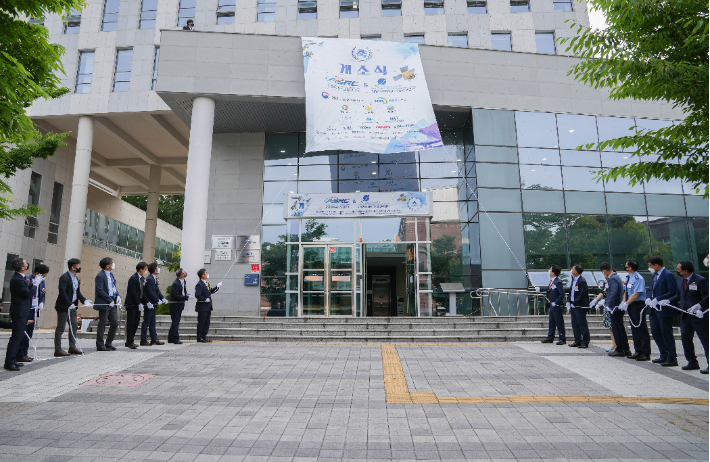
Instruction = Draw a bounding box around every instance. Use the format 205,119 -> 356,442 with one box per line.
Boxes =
121,194 -> 185,229
561,0 -> 708,197
1,0 -> 82,219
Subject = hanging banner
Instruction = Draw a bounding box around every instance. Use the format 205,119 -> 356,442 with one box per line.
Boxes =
283,191 -> 433,218
302,37 -> 443,154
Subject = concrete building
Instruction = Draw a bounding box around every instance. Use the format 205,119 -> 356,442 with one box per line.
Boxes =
5,0 -> 706,320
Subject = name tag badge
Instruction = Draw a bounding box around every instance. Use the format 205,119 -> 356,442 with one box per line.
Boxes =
689,283 -> 698,291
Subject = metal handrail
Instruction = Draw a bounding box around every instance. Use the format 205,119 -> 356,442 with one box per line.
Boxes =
469,288 -> 603,317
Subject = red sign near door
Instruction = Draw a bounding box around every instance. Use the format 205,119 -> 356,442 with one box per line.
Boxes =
251,264 -> 260,273
330,247 -> 336,253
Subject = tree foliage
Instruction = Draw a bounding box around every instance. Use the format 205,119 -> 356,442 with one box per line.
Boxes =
0,0 -> 82,219
121,194 -> 185,229
560,0 -> 708,197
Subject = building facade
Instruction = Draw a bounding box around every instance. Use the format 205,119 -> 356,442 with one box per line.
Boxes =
10,0 -> 706,319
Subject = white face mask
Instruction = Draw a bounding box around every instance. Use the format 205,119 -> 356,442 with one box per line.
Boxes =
205,274 -> 209,279
704,257 -> 709,267
156,268 -> 160,274
648,267 -> 656,275
111,263 -> 116,270
549,272 -> 554,279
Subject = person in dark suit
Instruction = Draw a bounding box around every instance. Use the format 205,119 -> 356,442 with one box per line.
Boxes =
620,258 -> 651,361
141,262 -> 167,346
124,262 -> 149,349
195,268 -> 221,342
599,262 -> 630,357
183,19 -> 194,30
669,260 -> 709,374
94,257 -> 120,351
4,258 -> 33,371
541,265 -> 566,345
568,265 -> 590,348
18,264 -> 50,362
169,268 -> 194,344
646,255 -> 680,367
54,258 -> 90,357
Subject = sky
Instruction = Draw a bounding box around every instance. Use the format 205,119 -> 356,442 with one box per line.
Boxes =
588,8 -> 608,30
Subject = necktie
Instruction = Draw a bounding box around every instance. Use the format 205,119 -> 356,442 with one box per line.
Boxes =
182,281 -> 186,296
684,278 -> 688,291
207,281 -> 211,291
140,277 -> 145,298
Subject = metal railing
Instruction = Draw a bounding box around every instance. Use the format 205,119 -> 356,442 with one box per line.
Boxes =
469,288 -> 602,317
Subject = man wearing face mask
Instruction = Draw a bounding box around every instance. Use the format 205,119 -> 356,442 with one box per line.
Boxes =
195,268 -> 221,343
141,262 -> 167,346
567,265 -> 590,348
17,264 -> 50,363
619,259 -> 651,361
669,260 -> 708,374
95,257 -> 121,351
55,258 -> 91,357
124,262 -> 149,349
598,262 -> 631,357
169,268 -> 195,344
4,258 -> 34,371
646,256 -> 679,367
541,265 -> 566,345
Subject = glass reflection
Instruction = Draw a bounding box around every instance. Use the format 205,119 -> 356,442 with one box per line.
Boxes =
566,214 -> 610,269
380,163 -> 417,178
603,176 -> 644,193
298,181 -> 338,194
519,148 -> 560,165
362,217 -> 412,242
420,162 -> 461,178
339,180 -> 379,192
300,165 -> 338,181
379,178 -> 420,192
556,114 -> 598,149
562,167 -> 604,192
264,165 -> 297,181
339,164 -> 377,180
523,213 -> 568,269
647,216 -> 692,268
519,165 -> 563,190
689,217 -> 709,266
515,112 -> 559,148
263,181 -> 295,203
608,215 -> 651,270
560,150 -> 601,167
340,152 -> 378,164
601,152 -> 635,168
379,152 -> 418,163
300,218 -> 354,242
471,109 -> 517,147
597,116 -> 635,151
264,133 -> 298,166
643,177 -> 684,194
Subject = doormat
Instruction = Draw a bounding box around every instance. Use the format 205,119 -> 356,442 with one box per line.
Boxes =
82,373 -> 155,387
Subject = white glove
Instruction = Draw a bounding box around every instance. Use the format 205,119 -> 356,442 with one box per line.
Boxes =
138,303 -> 144,312
109,301 -> 115,308
619,302 -> 628,312
116,296 -> 122,305
205,298 -> 211,303
84,300 -> 93,307
693,305 -> 705,318
599,298 -> 606,307
147,303 -> 154,309
589,299 -> 597,308
161,298 -> 168,305
550,302 -> 556,307
216,282 -> 222,288
38,302 -> 44,310
188,294 -> 196,301
658,299 -> 671,306
565,302 -> 571,311
534,287 -> 540,293
69,305 -> 77,310
646,298 -> 659,308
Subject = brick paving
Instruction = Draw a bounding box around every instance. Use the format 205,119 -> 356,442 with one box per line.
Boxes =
0,336 -> 706,461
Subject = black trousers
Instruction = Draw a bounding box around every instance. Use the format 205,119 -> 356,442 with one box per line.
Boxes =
570,308 -> 589,345
125,308 -> 140,345
610,309 -> 629,353
680,312 -> 709,366
96,306 -> 118,348
5,316 -> 28,366
197,311 -> 211,340
650,310 -> 677,361
19,310 -> 37,358
628,301 -> 651,355
168,307 -> 183,342
546,309 -> 566,342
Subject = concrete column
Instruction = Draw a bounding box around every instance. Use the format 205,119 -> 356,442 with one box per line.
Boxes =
142,165 -> 161,263
63,116 -> 94,265
180,97 -> 215,293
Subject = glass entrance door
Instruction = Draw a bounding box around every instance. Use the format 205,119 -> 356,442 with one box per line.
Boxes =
301,244 -> 354,316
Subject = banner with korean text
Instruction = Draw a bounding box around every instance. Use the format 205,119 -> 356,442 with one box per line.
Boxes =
283,192 -> 433,218
302,37 -> 444,154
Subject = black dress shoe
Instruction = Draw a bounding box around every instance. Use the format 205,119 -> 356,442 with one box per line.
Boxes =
203,338 -> 213,343
652,357 -> 667,364
16,356 -> 33,363
578,344 -> 588,349
125,343 -> 138,349
682,363 -> 700,371
608,350 -> 627,357
173,340 -> 183,344
15,363 -> 23,367
96,346 -> 109,351
661,360 -> 678,367
3,363 -> 19,371
541,339 -> 554,344
556,341 -> 566,345
569,343 -> 581,348
196,338 -> 205,343
628,352 -> 641,359
701,367 -> 709,374
635,355 -> 650,361
106,344 -> 117,351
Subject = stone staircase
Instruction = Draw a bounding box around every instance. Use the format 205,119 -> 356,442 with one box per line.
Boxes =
76,315 -> 679,343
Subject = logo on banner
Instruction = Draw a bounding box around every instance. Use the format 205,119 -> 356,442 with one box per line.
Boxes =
375,97 -> 388,104
322,92 -> 330,98
351,47 -> 373,62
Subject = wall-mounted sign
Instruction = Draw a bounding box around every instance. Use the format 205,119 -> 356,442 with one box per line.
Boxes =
214,249 -> 232,261
236,235 -> 260,250
204,250 -> 211,264
251,264 -> 260,273
284,191 -> 432,218
236,250 -> 260,263
212,235 -> 236,249
244,274 -> 259,286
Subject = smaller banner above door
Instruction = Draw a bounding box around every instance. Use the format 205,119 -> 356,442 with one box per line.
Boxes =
283,192 -> 432,218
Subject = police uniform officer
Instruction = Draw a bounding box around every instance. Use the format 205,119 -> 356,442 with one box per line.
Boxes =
620,259 -> 651,361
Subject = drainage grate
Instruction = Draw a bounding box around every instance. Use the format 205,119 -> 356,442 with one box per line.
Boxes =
82,373 -> 155,387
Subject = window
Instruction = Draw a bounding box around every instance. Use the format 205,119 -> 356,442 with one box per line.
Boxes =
258,0 -> 276,21
524,213 -> 568,269
140,0 -> 158,28
24,172 -> 42,239
75,51 -> 95,93
29,16 -> 44,25
217,0 -> 236,23
448,33 -> 468,48
535,32 -> 556,54
553,0 -> 572,11
491,33 -> 511,51
404,34 -> 425,44
151,47 -> 160,90
361,35 -> 381,40
113,49 -> 133,92
424,0 -> 444,15
177,0 -> 196,26
298,0 -> 317,19
510,0 -> 529,12
382,0 -> 401,16
47,182 -> 63,244
340,0 -> 359,18
65,8 -> 81,33
467,0 -> 486,13
102,0 -> 120,31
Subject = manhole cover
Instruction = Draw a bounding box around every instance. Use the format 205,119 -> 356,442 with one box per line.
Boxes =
82,373 -> 155,387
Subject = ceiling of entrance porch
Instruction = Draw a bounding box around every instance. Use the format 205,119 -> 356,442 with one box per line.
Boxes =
32,112 -> 190,196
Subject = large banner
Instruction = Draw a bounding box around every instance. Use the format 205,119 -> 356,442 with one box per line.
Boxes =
302,37 -> 443,154
283,192 -> 433,218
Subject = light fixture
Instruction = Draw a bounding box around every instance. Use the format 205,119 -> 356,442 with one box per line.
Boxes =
569,130 -> 574,132
280,150 -> 286,153
541,158 -> 547,161
371,161 -> 376,163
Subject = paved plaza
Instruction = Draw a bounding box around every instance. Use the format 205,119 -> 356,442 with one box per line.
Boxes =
0,335 -> 707,461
